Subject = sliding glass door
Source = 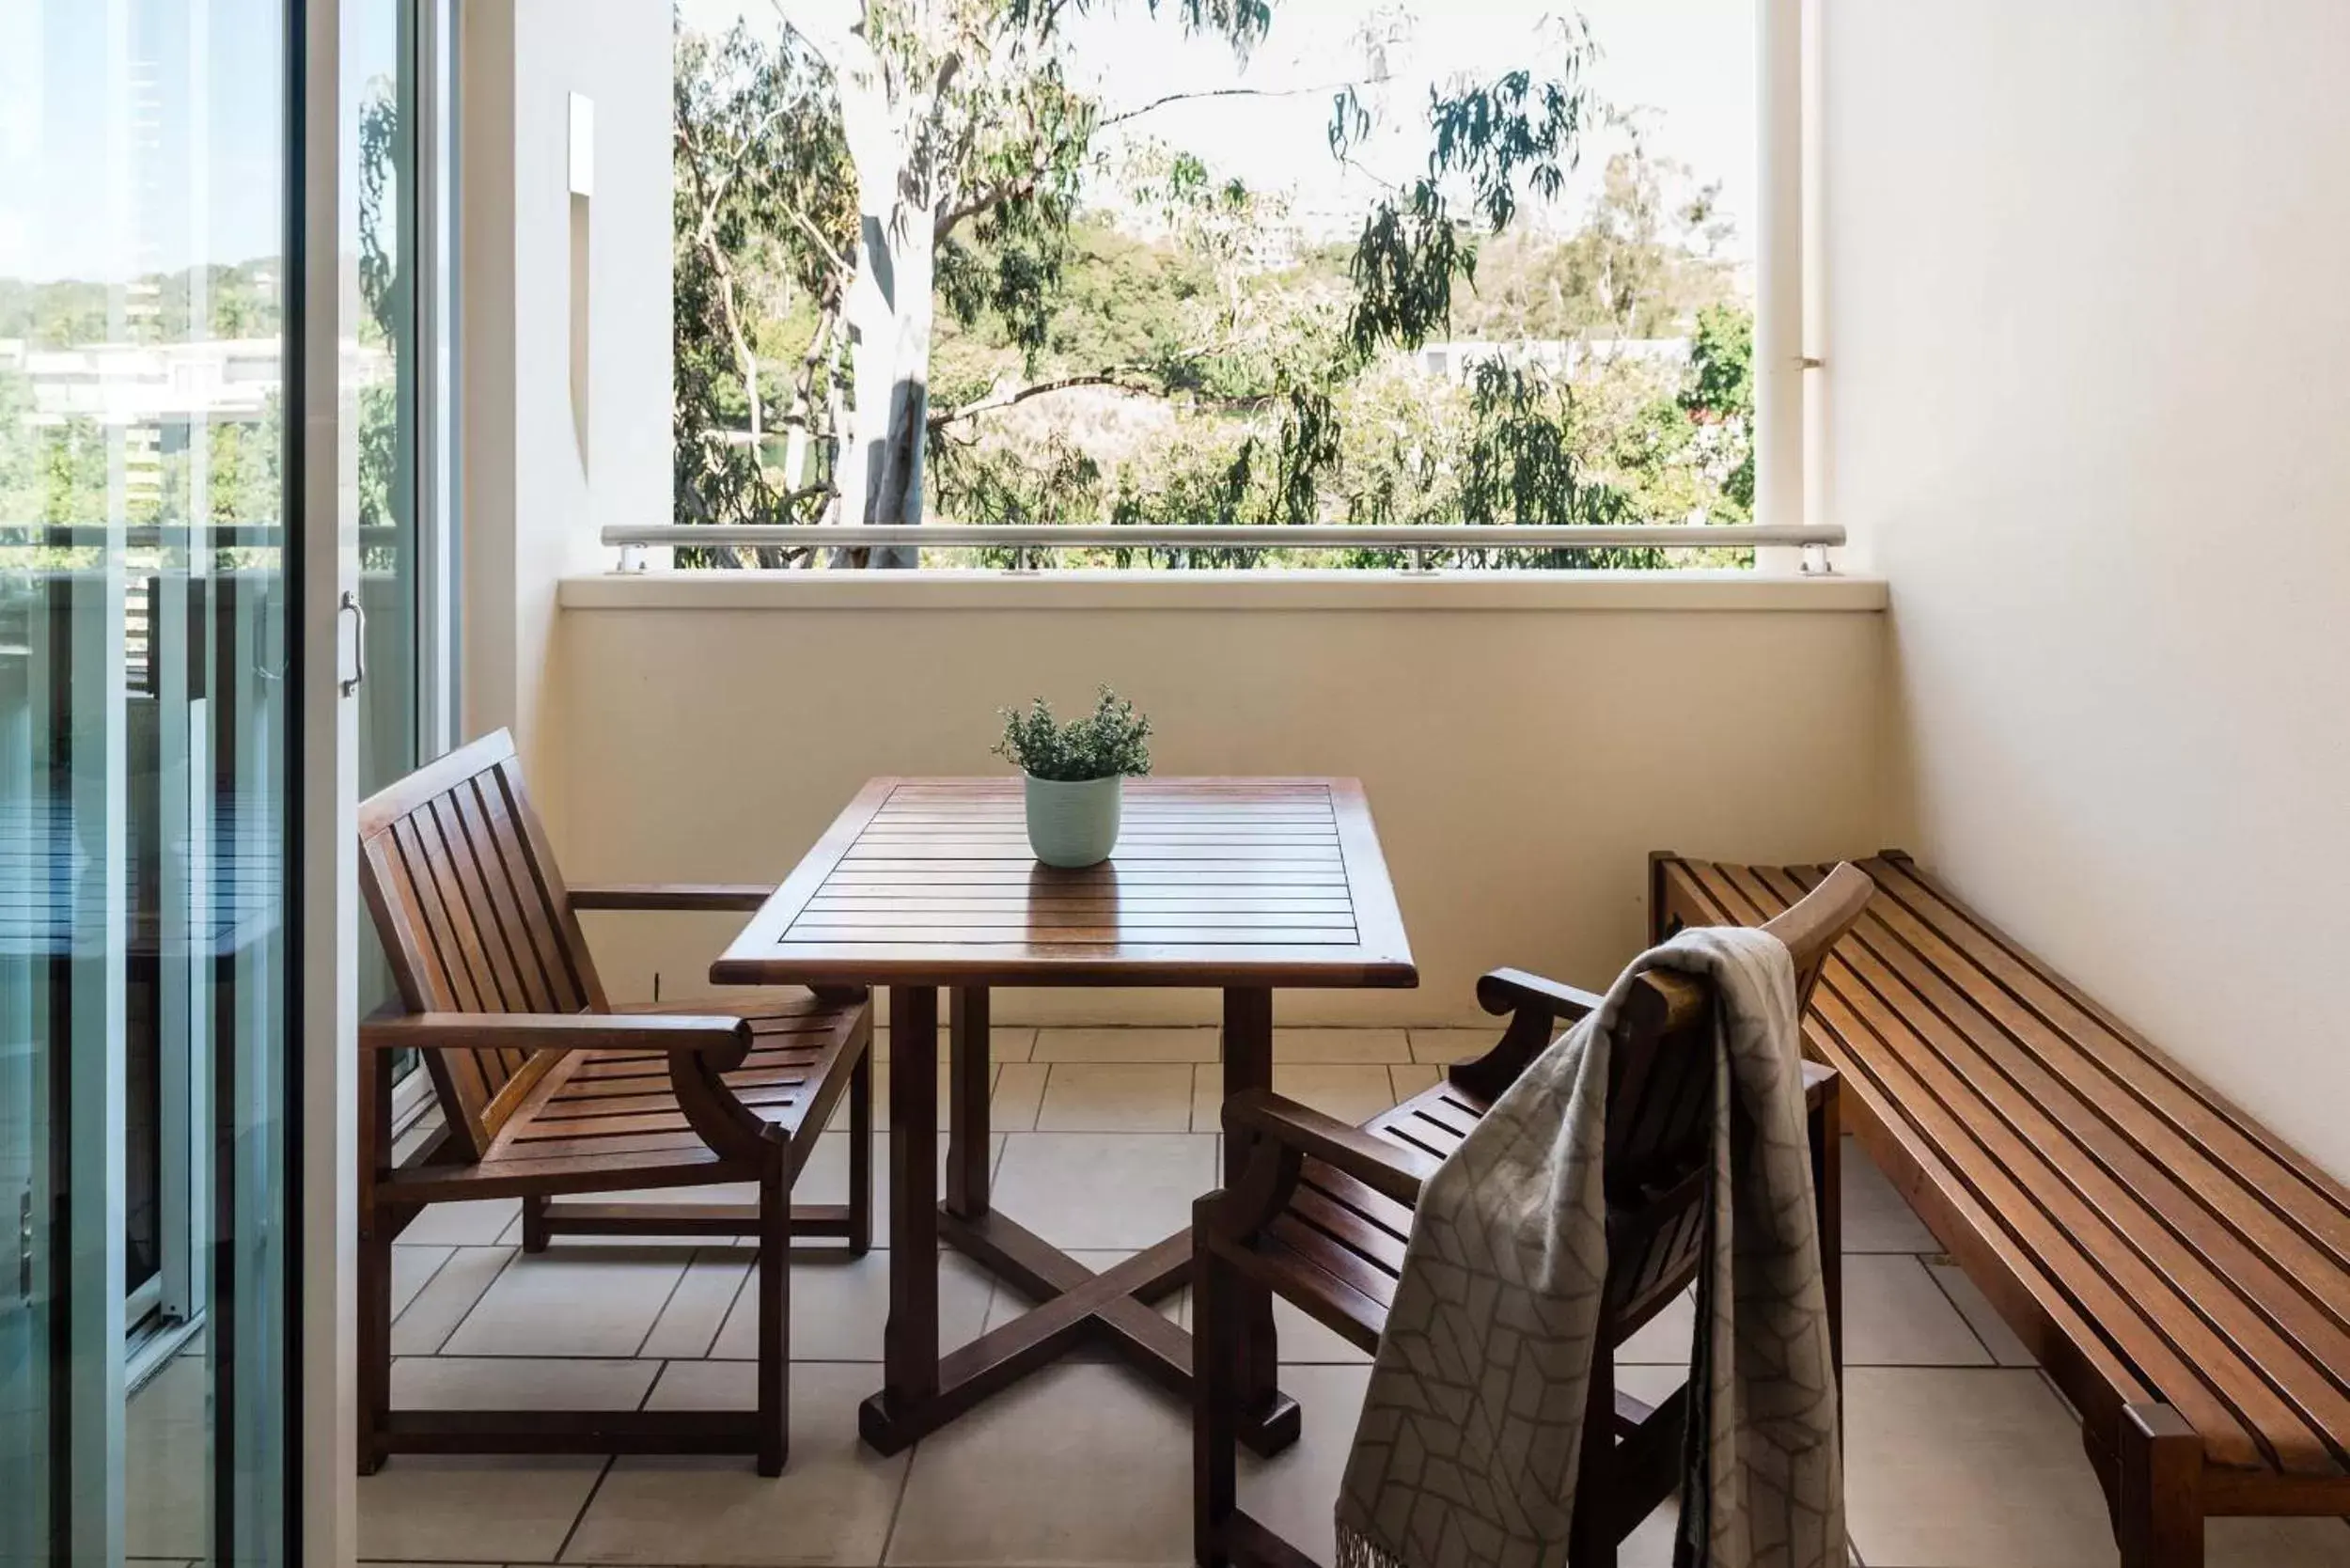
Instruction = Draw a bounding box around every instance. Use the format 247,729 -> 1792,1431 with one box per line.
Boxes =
0,0 -> 460,1558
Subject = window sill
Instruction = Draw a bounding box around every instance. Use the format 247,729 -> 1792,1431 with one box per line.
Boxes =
558,569 -> 1888,614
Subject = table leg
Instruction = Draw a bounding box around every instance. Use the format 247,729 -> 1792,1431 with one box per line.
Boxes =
1222,987 -> 1300,1456
947,986 -> 992,1221
861,985 -> 940,1452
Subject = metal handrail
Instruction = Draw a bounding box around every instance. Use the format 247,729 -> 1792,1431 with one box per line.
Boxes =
603,521 -> 1843,574
603,522 -> 1839,550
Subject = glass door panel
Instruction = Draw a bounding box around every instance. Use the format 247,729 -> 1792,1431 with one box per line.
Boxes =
0,2 -> 297,1563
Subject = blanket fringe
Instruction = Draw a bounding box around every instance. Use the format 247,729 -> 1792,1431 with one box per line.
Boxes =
1334,1525 -> 1407,1568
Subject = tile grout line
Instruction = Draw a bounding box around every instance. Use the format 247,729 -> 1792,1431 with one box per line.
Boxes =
427,1242 -> 523,1356
547,1451 -> 615,1566
385,1243 -> 459,1331
1916,1247 -> 2013,1366
630,1245 -> 703,1359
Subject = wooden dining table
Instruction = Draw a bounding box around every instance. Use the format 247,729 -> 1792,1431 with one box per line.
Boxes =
711,776 -> 1417,1455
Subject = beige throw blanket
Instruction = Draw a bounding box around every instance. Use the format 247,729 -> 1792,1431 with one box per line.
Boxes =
1335,926 -> 1844,1568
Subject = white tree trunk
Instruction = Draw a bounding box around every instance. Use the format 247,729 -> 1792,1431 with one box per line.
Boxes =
831,33 -> 936,566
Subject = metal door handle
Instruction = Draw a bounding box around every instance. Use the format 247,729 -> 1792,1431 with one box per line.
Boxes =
338,591 -> 366,696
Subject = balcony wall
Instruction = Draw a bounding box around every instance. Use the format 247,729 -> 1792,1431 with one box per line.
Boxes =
546,572 -> 1888,1024
1824,0 -> 2350,1178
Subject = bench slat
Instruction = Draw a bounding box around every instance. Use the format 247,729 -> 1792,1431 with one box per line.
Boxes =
1748,867 -> 2349,1477
1866,859 -> 2350,1271
1830,872 -> 2350,1394
1668,855 -> 2350,1482
1668,859 -> 2264,1472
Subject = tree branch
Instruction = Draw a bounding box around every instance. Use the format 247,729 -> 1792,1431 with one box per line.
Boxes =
1099,74 -> 1387,132
930,371 -> 1159,428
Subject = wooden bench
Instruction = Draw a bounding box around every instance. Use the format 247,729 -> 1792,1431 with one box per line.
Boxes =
1656,852 -> 2350,1568
1192,864 -> 1875,1568
356,730 -> 874,1477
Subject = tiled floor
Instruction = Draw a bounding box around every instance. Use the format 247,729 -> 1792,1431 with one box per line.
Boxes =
321,1026 -> 2350,1567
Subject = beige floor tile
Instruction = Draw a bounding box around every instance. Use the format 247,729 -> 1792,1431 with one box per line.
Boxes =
1841,1137 -> 1937,1253
1616,1288 -> 1697,1366
563,1362 -> 911,1566
885,1361 -> 1191,1565
1844,1366 -> 2115,1567
1031,1027 -> 1220,1063
712,1248 -> 995,1361
875,1023 -> 1036,1064
391,1243 -> 453,1320
1271,1065 -> 1398,1125
638,1248 -> 755,1359
1386,1063 -> 1441,1102
986,1026 -> 1038,1062
1191,1063 -> 1224,1132
1927,1260 -> 2039,1367
1234,1362 -> 1371,1566
400,1197 -> 523,1247
2205,1517 -> 2350,1565
1843,1253 -> 1993,1367
990,1062 -> 1048,1131
1035,1063 -> 1196,1132
1273,1028 -> 1412,1064
982,1250 -> 1187,1356
1274,1295 -> 1370,1366
357,1453 -> 605,1563
1406,1027 -> 1495,1065
392,1246 -> 515,1356
796,1129 -> 1004,1248
389,1356 -> 657,1410
990,1134 -> 1218,1251
441,1247 -> 688,1358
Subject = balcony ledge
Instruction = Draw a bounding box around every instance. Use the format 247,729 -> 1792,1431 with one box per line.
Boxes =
559,569 -> 1888,614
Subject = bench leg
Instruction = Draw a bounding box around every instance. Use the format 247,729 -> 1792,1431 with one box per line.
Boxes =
520,1193 -> 552,1253
1808,1079 -> 1843,1407
1193,1199 -> 1239,1568
847,1044 -> 874,1257
758,1166 -> 791,1477
2118,1403 -> 2202,1568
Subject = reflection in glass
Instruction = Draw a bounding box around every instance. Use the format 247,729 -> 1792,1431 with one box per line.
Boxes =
0,2 -> 293,1563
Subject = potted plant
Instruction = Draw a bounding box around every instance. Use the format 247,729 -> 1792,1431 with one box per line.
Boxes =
993,686 -> 1153,868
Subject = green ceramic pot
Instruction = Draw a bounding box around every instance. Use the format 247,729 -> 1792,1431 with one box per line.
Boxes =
1024,774 -> 1122,868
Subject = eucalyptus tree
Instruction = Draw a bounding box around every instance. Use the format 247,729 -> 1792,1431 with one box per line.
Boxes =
762,0 -> 1271,559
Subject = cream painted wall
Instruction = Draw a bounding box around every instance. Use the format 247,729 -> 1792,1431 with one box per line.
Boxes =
462,0 -> 672,833
550,576 -> 1888,1025
1823,1 -> 2350,1175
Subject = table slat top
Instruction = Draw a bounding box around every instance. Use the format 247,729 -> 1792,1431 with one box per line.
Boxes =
713,777 -> 1416,989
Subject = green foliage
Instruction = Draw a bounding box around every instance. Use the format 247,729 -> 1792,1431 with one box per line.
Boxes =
673,4 -> 1762,564
673,15 -> 852,545
1336,19 -> 1599,359
994,686 -> 1154,780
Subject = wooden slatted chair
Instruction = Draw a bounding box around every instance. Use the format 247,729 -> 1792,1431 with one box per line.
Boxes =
355,729 -> 872,1477
1192,864 -> 1874,1568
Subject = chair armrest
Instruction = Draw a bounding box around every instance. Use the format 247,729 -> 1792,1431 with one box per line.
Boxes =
358,1011 -> 752,1056
1475,966 -> 1606,1023
1223,1090 -> 1440,1208
569,884 -> 776,914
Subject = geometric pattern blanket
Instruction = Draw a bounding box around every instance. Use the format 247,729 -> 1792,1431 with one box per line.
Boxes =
1335,925 -> 1845,1568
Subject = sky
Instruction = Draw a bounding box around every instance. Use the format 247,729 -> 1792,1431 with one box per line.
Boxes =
0,0 -> 1756,285
0,0 -> 401,287
683,0 -> 1758,257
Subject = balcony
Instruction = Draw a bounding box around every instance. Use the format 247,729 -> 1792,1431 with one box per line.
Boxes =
12,0 -> 2350,1563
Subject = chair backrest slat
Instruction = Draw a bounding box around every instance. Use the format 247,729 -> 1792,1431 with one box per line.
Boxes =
358,729 -> 609,1159
1599,863 -> 1875,1320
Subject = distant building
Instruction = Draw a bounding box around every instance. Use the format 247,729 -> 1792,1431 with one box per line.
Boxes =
1412,337 -> 1692,384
